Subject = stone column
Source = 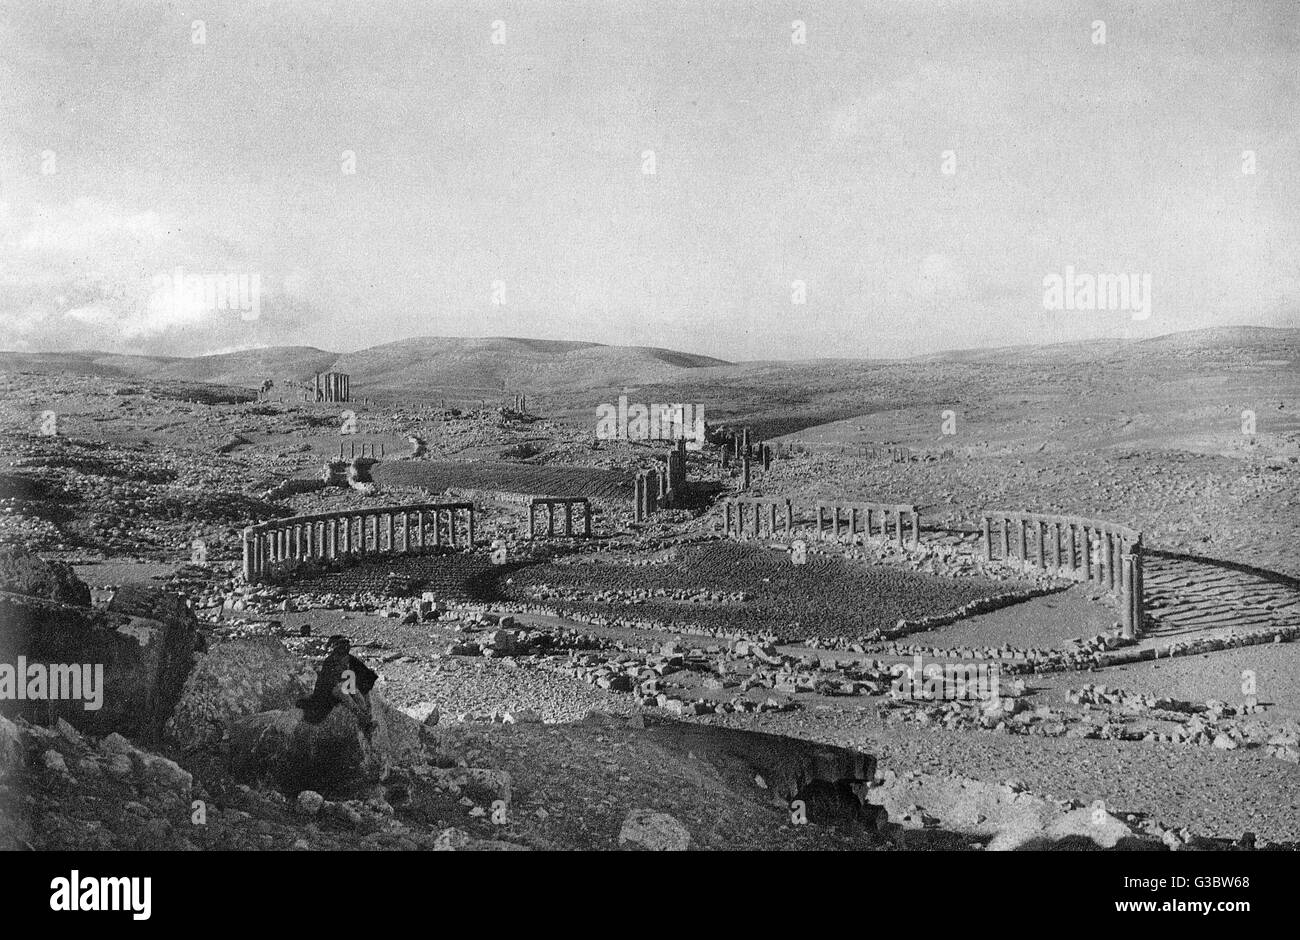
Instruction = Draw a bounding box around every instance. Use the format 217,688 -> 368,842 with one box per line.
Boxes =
1032,521 -> 1044,569
449,508 -> 460,548
1067,524 -> 1077,573
1049,523 -> 1061,570
242,528 -> 254,581
911,510 -> 920,547
815,503 -> 825,537
1001,517 -> 1011,560
1132,544 -> 1144,637
742,454 -> 751,490
982,516 -> 992,560
385,513 -> 394,553
786,501 -> 794,533
1104,533 -> 1115,592
769,502 -> 777,536
724,500 -> 733,536
1017,519 -> 1027,560
1120,551 -> 1135,638
583,502 -> 592,537
564,502 -> 573,536
467,506 -> 476,546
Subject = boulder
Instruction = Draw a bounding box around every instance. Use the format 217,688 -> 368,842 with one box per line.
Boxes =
0,545 -> 90,607
0,582 -> 201,744
618,809 -> 692,851
227,687 -> 418,797
163,638 -> 316,753
228,704 -> 375,796
0,714 -> 22,777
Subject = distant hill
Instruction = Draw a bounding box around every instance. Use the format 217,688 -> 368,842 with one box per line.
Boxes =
0,336 -> 732,397
0,327 -> 1293,405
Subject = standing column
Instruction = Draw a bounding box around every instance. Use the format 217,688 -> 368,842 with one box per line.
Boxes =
449,509 -> 460,548
1102,533 -> 1113,591
1034,521 -> 1046,569
242,528 -> 254,581
1017,519 -> 1028,559
1109,534 -> 1119,592
467,507 -> 476,546
434,509 -> 443,547
1120,551 -> 1135,638
769,502 -> 777,537
786,501 -> 794,533
384,513 -> 394,553
1049,523 -> 1061,570
1001,517 -> 1011,560
742,454 -> 751,490
911,510 -> 920,547
1067,524 -> 1078,573
583,503 -> 591,537
1132,543 -> 1144,637
982,516 -> 992,560
564,503 -> 573,537
724,501 -> 733,536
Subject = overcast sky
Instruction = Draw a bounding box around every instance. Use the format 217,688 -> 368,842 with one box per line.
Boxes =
1,0 -> 1296,360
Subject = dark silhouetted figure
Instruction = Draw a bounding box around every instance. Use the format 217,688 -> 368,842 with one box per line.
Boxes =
297,635 -> 378,733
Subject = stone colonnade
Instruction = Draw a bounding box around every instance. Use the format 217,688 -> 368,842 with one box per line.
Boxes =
981,511 -> 1144,638
816,500 -> 920,548
529,497 -> 592,538
314,372 -> 349,403
242,501 -> 475,583
634,469 -> 659,522
723,497 -> 793,539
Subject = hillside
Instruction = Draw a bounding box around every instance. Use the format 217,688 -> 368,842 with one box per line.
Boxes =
0,336 -> 731,397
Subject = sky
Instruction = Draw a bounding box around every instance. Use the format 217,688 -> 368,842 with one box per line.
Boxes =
1,0 -> 1297,361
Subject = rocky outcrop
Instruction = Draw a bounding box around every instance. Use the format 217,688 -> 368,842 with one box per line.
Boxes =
227,686 -> 424,798
0,559 -> 201,744
0,544 -> 90,607
163,637 -> 316,753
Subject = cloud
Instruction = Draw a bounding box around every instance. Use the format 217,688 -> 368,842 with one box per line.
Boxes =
0,199 -> 311,354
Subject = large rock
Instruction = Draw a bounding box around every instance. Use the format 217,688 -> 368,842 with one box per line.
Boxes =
0,581 -> 201,744
227,686 -> 417,797
618,809 -> 692,851
0,545 -> 90,607
0,714 -> 22,778
163,638 -> 316,753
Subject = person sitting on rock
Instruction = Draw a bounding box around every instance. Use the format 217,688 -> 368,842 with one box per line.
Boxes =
297,634 -> 379,735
